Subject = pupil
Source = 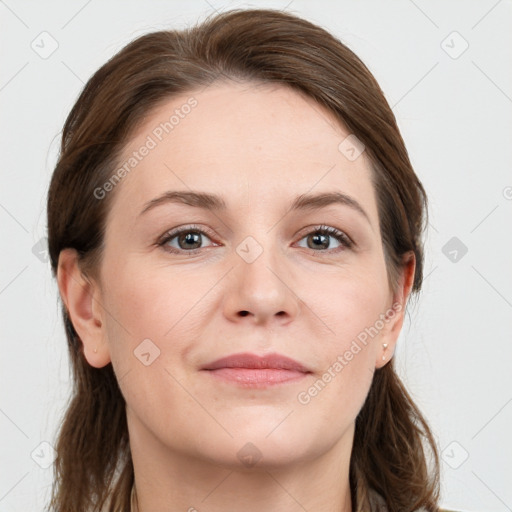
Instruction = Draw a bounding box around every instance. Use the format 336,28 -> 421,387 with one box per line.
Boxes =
180,232 -> 201,249
309,233 -> 328,249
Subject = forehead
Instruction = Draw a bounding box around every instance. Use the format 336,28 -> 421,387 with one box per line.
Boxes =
107,81 -> 378,225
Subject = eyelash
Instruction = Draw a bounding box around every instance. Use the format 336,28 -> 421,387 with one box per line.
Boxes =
157,224 -> 353,255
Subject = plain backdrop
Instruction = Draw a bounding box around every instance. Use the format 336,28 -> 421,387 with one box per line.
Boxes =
1,1 -> 511,511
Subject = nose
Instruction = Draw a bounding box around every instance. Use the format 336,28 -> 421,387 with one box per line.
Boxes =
222,242 -> 300,326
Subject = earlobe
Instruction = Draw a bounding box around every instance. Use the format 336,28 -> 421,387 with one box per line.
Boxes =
57,248 -> 111,368
375,251 -> 416,369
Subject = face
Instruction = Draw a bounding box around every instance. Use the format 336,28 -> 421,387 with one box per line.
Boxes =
76,82 -> 411,469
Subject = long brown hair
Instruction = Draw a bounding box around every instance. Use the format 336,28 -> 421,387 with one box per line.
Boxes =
47,8 -> 440,511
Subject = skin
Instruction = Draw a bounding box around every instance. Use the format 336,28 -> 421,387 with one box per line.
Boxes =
58,81 -> 415,512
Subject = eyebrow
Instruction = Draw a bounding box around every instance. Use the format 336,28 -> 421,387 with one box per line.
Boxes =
139,190 -> 370,224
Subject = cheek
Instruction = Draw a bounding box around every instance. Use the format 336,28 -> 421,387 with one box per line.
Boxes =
100,257 -> 216,369
299,263 -> 389,393
99,260 -> 198,417
289,261 -> 389,402
98,253 -> 154,362
306,261 -> 390,347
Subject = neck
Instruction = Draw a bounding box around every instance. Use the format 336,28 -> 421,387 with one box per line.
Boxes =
128,414 -> 354,512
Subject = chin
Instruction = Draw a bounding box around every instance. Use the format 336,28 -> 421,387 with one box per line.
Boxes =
200,429 -> 317,471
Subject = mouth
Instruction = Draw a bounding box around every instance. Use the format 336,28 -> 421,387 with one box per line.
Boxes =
200,352 -> 312,388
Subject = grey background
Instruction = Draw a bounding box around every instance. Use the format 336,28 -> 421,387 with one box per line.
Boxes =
1,1 -> 511,510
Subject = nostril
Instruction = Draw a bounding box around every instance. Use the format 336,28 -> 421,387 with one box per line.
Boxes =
239,311 -> 250,317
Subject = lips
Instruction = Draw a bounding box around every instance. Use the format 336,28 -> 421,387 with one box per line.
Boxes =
201,352 -> 311,373
201,352 -> 312,387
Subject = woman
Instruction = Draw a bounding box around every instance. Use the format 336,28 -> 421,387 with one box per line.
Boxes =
47,8 -> 442,512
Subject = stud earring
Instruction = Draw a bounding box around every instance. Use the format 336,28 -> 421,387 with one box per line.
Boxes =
94,347 -> 98,354
382,343 -> 388,360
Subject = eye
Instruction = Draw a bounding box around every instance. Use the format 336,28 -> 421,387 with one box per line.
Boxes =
296,225 -> 353,252
158,225 -> 217,254
157,224 -> 352,255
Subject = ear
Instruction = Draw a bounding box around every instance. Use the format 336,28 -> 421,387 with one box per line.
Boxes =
57,248 -> 111,368
375,251 -> 416,369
